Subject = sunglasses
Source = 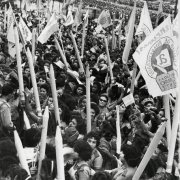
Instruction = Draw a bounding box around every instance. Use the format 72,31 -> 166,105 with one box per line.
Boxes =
99,98 -> 107,103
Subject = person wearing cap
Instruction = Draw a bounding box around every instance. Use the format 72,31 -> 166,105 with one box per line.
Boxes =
0,83 -> 15,135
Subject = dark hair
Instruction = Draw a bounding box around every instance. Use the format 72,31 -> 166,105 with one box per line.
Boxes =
1,83 -> 14,96
92,171 -> 112,180
0,156 -> 19,176
84,131 -> 101,147
121,144 -> 141,167
0,138 -> 17,157
4,164 -> 29,180
40,83 -> 50,95
73,139 -> 93,161
23,128 -> 41,147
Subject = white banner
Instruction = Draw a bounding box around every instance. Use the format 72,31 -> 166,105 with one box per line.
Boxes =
133,16 -> 177,97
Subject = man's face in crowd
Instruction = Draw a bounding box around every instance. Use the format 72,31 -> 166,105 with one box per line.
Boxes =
87,137 -> 97,150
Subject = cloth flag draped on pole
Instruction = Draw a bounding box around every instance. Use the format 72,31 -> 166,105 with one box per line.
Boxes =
63,10 -> 74,26
122,2 -> 136,64
73,1 -> 82,28
97,10 -> 112,28
38,13 -> 59,44
7,4 -> 15,43
19,17 -> 32,42
135,1 -> 153,37
133,16 -> 177,97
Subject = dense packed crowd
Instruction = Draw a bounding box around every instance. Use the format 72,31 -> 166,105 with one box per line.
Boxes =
0,0 -> 179,180
76,0 -> 174,14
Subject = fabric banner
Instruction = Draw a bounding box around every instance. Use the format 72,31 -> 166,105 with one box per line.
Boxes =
136,1 -> 153,37
19,17 -> 32,42
97,10 -> 112,28
133,16 -> 177,97
38,13 -> 59,44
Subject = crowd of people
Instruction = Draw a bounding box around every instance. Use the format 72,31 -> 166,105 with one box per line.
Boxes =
77,0 -> 175,14
0,0 -> 179,180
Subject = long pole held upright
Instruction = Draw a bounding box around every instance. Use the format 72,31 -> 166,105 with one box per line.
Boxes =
86,65 -> 91,133
49,64 -> 61,126
166,4 -> 180,174
14,26 -> 25,102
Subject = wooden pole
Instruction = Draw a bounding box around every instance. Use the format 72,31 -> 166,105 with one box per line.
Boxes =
86,65 -> 91,133
70,30 -> 84,74
133,123 -> 166,180
36,106 -> 49,180
27,48 -> 42,117
14,26 -> 25,102
55,126 -> 65,180
49,64 -> 61,126
104,36 -> 114,83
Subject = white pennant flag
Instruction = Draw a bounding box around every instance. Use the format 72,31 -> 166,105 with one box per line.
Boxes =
38,13 -> 59,44
136,1 -> 153,37
63,10 -> 74,26
19,17 -> 32,42
133,16 -> 177,97
7,4 -> 15,43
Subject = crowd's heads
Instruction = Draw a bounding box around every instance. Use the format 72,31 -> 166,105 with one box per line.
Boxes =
73,139 -> 93,161
121,144 -> 141,167
1,83 -> 15,97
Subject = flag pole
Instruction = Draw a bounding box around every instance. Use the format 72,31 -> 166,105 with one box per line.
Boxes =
14,26 -> 25,103
54,37 -> 69,69
166,5 -> 180,174
130,62 -> 137,94
49,64 -> 61,126
70,30 -> 84,74
133,123 -> 166,180
163,95 -> 171,149
112,12 -> 115,50
26,48 -> 42,117
36,106 -> 49,180
32,28 -> 36,64
86,65 -> 91,133
122,0 -> 136,64
55,126 -> 65,180
116,105 -> 121,155
104,36 -> 114,83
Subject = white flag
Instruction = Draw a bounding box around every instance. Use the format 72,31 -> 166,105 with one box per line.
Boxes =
133,16 -> 177,97
38,13 -> 59,44
136,1 -> 153,37
63,10 -> 74,26
19,17 -> 32,42
97,10 -> 112,28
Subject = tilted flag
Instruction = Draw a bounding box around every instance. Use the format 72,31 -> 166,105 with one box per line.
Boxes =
122,2 -> 136,64
63,10 -> 74,26
156,0 -> 163,26
136,1 -> 153,37
73,1 -> 82,28
38,13 -> 59,44
97,10 -> 112,28
7,4 -> 15,43
133,16 -> 177,97
19,17 -> 32,42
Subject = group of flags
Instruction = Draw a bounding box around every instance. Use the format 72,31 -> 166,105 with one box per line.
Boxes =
4,0 -> 180,98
